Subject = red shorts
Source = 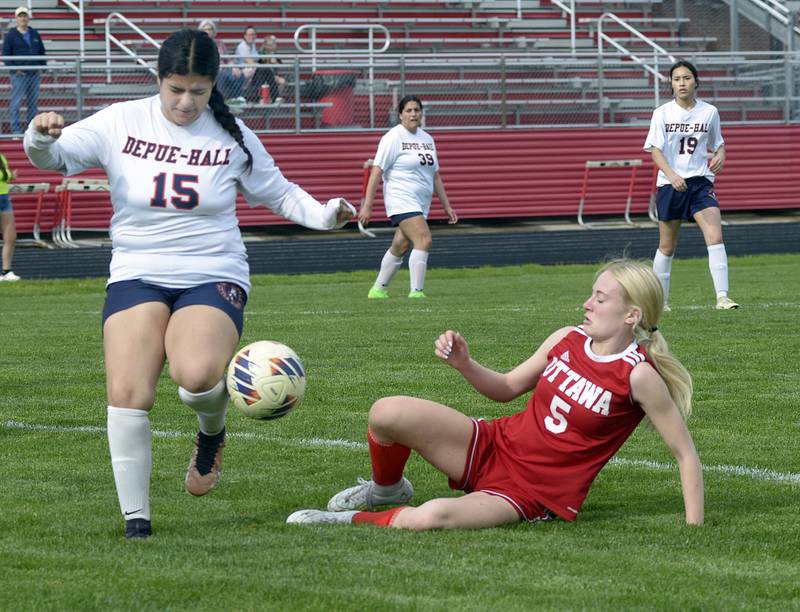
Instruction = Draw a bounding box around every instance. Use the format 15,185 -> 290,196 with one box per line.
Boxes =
449,418 -> 556,523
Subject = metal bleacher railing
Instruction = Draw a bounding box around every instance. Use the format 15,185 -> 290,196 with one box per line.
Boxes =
1,49 -> 798,136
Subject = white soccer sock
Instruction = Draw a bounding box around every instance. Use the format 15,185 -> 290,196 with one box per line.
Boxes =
178,378 -> 228,435
409,249 -> 429,292
107,406 -> 151,521
707,243 -> 730,298
374,250 -> 404,289
653,249 -> 673,305
372,479 -> 405,496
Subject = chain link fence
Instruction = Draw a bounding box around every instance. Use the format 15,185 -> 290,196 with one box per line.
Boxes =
1,49 -> 798,136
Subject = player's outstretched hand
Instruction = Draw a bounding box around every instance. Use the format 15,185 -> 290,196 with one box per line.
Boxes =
32,112 -> 65,138
336,198 -> 356,224
435,330 -> 470,369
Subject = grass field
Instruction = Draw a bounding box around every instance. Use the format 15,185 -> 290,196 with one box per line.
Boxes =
1,254 -> 799,610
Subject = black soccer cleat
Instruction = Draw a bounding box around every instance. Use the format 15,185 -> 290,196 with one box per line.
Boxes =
125,518 -> 152,540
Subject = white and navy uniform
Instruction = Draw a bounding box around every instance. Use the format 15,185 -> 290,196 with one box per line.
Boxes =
372,124 -> 438,217
23,95 -> 346,294
643,99 -> 724,187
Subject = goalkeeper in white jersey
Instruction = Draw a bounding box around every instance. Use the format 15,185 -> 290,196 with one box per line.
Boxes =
644,60 -> 738,312
23,28 -> 355,540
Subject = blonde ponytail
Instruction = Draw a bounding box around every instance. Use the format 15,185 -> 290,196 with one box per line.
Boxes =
635,329 -> 693,420
599,259 -> 694,420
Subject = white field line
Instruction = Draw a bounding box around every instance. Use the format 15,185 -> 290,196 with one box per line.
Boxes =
4,419 -> 798,485
609,457 -> 800,484
1,419 -> 366,450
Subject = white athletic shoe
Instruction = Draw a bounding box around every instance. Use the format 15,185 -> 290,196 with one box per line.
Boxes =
0,271 -> 20,282
715,296 -> 739,310
327,476 -> 413,511
286,509 -> 357,525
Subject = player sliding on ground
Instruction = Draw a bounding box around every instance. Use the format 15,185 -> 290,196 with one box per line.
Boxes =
288,259 -> 704,530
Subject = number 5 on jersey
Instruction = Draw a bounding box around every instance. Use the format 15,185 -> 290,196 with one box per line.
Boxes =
151,173 -> 200,209
544,395 -> 572,434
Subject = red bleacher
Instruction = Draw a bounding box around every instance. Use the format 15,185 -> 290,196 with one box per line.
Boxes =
4,124 -> 798,238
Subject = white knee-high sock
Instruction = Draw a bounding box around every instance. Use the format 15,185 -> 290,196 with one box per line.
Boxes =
178,378 -> 228,435
409,249 -> 429,292
107,406 -> 151,521
707,243 -> 730,298
653,249 -> 673,305
374,249 -> 404,289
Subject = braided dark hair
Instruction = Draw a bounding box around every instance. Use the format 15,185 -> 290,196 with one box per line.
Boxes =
158,28 -> 253,172
208,87 -> 253,172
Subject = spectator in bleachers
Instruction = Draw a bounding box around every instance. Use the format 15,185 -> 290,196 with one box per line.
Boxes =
23,28 -> 355,540
360,95 -> 458,299
2,6 -> 46,134
0,152 -> 19,281
233,26 -> 259,103
244,35 -> 286,103
644,60 -> 738,312
198,19 -> 244,102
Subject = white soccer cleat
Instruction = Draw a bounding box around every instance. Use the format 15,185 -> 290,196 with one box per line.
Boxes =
286,509 -> 357,525
0,271 -> 20,282
327,476 -> 413,511
715,296 -> 739,310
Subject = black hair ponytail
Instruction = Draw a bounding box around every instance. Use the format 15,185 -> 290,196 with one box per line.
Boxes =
208,87 -> 253,173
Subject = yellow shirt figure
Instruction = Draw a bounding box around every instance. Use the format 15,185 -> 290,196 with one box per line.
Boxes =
0,153 -> 15,195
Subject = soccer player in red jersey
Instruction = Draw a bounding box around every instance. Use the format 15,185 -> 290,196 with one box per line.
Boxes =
288,259 -> 704,529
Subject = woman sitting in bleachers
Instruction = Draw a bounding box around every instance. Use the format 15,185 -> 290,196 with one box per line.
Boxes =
198,19 -> 244,102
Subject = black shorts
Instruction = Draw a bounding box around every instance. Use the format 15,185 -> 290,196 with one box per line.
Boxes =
390,211 -> 424,226
102,279 -> 247,336
656,176 -> 719,222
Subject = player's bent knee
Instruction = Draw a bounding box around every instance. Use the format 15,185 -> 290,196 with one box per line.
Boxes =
169,362 -> 226,393
368,397 -> 405,433
107,384 -> 155,411
414,237 -> 432,251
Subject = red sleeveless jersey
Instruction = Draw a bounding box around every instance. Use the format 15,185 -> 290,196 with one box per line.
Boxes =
489,327 -> 649,520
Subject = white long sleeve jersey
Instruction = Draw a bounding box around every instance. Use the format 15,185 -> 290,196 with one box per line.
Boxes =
24,95 -> 344,293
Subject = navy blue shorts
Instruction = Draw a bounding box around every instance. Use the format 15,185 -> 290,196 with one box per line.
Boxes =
0,194 -> 12,212
102,279 -> 247,336
656,176 -> 719,222
390,211 -> 424,226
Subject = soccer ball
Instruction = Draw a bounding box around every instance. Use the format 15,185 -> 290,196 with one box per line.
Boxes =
226,341 -> 306,420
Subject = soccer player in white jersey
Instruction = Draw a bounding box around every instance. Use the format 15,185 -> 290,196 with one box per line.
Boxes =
23,29 -> 355,540
644,60 -> 738,311
359,95 -> 458,299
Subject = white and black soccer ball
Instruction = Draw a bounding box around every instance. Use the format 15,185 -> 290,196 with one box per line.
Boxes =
226,341 -> 306,420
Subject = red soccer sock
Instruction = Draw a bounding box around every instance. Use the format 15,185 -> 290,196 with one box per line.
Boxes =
353,506 -> 409,528
368,427 -> 411,486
